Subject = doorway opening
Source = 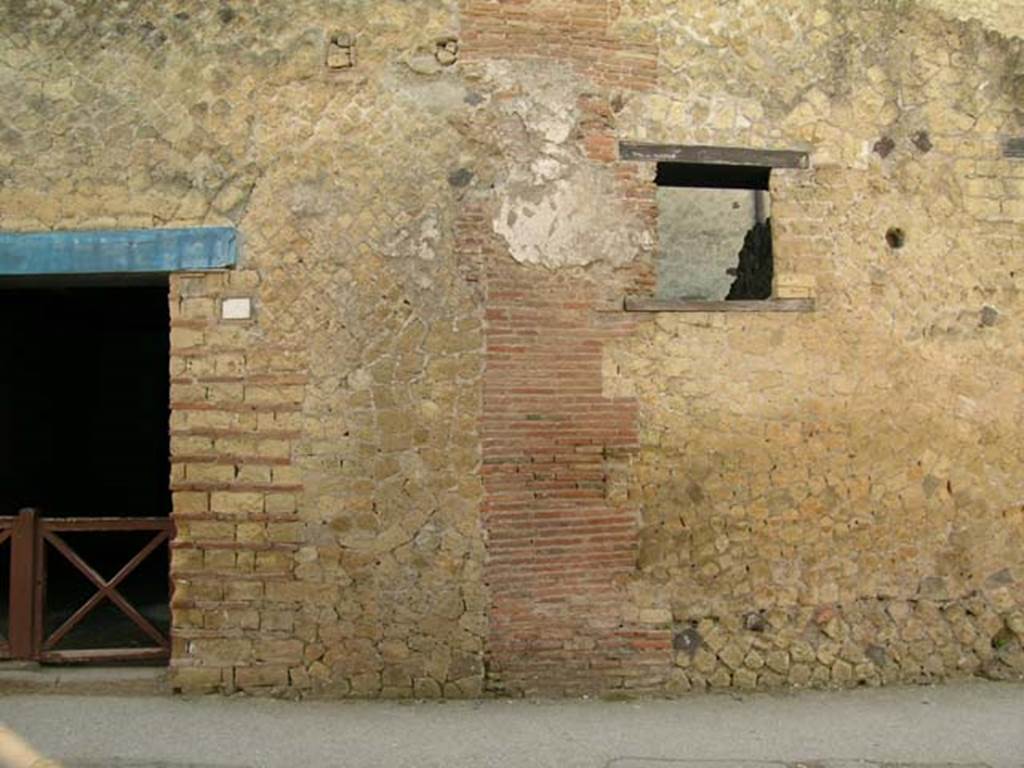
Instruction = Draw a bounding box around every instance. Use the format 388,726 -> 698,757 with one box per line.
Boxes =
0,278 -> 171,659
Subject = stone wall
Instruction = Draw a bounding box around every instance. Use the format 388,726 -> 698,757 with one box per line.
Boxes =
606,0 -> 1024,691
0,0 -> 1021,697
1,0 -> 488,697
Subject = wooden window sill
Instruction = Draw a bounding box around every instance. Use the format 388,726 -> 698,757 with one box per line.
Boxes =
623,297 -> 815,313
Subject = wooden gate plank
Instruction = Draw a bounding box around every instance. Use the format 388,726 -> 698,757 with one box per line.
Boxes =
9,509 -> 37,659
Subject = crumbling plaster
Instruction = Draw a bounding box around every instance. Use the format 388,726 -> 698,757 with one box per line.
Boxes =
485,62 -> 644,268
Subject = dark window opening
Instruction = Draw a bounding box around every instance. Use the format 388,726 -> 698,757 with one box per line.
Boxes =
656,162 -> 771,191
655,162 -> 773,301
0,281 -> 171,653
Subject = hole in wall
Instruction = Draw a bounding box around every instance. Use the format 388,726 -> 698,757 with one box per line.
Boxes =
873,136 -> 895,158
434,37 -> 458,66
326,32 -> 355,69
885,227 -> 906,249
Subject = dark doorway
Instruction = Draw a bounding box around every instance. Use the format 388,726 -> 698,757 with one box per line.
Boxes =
0,280 -> 171,658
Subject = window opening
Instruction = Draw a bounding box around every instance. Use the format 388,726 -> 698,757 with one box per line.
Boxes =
655,162 -> 773,301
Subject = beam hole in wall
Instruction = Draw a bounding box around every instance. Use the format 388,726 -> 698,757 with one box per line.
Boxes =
885,227 -> 906,250
654,161 -> 774,301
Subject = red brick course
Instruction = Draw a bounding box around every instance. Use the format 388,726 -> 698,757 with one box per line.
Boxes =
479,256 -> 672,695
461,0 -> 657,91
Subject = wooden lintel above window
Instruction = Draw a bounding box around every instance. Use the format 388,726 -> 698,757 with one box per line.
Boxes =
1005,138 -> 1024,159
619,142 -> 810,169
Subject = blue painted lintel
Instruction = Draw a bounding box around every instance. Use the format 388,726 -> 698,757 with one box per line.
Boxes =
0,227 -> 238,275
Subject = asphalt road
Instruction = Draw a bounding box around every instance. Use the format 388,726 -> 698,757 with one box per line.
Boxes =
0,680 -> 1021,768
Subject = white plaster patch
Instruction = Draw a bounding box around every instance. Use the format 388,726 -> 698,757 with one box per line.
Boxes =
494,166 -> 639,268
530,155 -> 563,183
481,60 -> 642,269
416,214 -> 440,261
221,297 -> 252,320
482,60 -> 581,156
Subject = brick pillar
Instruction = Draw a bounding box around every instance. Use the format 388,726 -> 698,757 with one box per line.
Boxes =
476,249 -> 670,695
167,271 -> 308,693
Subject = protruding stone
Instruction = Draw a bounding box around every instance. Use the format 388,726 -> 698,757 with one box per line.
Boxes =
810,664 -> 832,687
708,668 -> 732,688
733,668 -> 758,689
788,663 -> 812,686
693,648 -> 718,675
718,642 -> 745,670
790,641 -> 815,664
666,668 -> 692,694
413,677 -> 443,698
831,660 -> 854,685
766,650 -> 790,674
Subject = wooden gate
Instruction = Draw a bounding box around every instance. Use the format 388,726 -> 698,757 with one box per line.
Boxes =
0,509 -> 172,663
0,515 -> 15,660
